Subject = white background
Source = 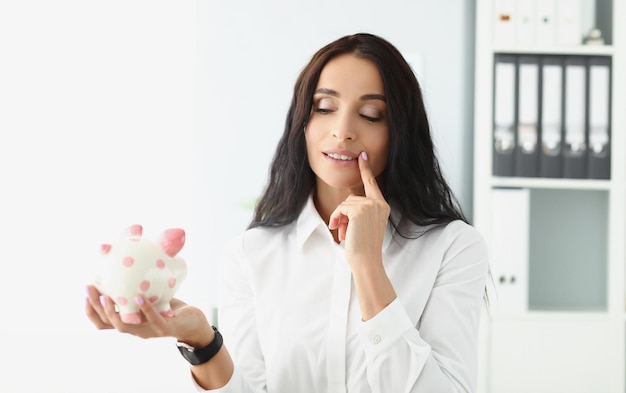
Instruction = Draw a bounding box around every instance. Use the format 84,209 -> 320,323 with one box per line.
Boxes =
0,1 -> 475,391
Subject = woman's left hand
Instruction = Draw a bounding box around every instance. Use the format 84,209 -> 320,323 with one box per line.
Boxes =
85,285 -> 212,346
328,151 -> 391,266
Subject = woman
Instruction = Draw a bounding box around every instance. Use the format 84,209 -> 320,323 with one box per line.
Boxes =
86,32 -> 489,392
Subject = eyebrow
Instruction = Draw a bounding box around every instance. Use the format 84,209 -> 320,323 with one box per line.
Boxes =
314,88 -> 386,102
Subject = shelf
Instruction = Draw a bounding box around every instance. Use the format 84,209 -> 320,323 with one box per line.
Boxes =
492,310 -> 610,322
490,176 -> 611,190
493,45 -> 614,56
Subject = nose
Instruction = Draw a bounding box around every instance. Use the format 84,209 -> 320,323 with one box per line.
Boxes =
332,112 -> 357,141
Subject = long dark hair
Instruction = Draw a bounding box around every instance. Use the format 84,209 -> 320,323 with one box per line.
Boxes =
249,33 -> 468,236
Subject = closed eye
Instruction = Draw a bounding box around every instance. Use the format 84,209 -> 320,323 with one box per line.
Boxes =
361,114 -> 382,122
313,107 -> 333,114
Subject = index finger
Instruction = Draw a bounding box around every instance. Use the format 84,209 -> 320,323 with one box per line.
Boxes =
359,151 -> 384,199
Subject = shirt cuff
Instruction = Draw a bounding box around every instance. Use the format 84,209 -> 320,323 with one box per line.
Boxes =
359,297 -> 424,359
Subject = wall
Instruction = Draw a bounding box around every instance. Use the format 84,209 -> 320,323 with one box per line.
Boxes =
0,1 -> 197,392
0,1 -> 475,391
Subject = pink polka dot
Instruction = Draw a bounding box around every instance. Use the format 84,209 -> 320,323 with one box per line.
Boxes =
168,277 -> 176,288
156,259 -> 166,269
140,280 -> 150,291
117,296 -> 128,306
149,296 -> 159,303
122,256 -> 134,267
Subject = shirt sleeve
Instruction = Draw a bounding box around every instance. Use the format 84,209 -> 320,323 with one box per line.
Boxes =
192,233 -> 267,393
360,224 -> 489,393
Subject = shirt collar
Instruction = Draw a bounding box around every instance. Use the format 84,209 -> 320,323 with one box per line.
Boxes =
296,194 -> 397,252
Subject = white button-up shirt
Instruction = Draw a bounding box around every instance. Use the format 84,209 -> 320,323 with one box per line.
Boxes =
197,196 -> 489,392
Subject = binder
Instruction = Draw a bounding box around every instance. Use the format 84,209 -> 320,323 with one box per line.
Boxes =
494,0 -> 517,47
514,56 -> 539,177
587,56 -> 611,179
556,0 -> 582,45
515,0 -> 535,46
563,56 -> 587,178
493,55 -> 517,176
539,56 -> 563,178
490,188 -> 529,313
535,0 -> 556,46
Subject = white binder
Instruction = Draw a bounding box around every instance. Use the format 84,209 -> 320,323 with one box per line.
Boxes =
516,0 -> 536,46
490,188 -> 530,313
535,0 -> 556,46
556,0 -> 582,45
494,0 -> 517,47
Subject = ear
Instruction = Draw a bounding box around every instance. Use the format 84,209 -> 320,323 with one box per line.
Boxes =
158,228 -> 186,257
125,224 -> 143,237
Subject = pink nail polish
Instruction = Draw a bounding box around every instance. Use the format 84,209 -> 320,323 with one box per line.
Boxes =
100,296 -> 107,307
361,151 -> 368,160
135,295 -> 144,306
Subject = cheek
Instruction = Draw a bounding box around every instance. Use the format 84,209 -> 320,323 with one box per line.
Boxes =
367,133 -> 390,176
304,130 -> 314,153
304,123 -> 325,149
372,152 -> 389,177
304,129 -> 320,166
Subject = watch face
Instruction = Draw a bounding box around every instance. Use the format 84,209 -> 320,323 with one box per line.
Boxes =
178,345 -> 202,365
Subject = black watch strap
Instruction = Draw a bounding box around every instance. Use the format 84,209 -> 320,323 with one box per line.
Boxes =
177,326 -> 223,365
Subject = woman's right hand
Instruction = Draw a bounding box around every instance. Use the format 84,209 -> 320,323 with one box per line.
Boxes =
85,285 -> 214,347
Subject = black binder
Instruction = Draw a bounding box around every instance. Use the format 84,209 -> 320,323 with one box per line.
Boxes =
539,56 -> 564,178
586,56 -> 611,179
562,56 -> 587,179
493,54 -> 517,177
515,56 -> 540,177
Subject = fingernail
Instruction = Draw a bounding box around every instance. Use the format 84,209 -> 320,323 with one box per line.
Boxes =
86,286 -> 91,297
361,151 -> 368,160
135,295 -> 144,306
100,295 -> 107,307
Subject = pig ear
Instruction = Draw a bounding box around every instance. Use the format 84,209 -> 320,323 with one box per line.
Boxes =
159,228 -> 185,257
126,224 -> 143,237
101,244 -> 112,254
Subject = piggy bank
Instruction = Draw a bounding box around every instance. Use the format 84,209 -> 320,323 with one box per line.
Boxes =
94,224 -> 187,324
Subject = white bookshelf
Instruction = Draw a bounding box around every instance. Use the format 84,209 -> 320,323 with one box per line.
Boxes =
473,0 -> 626,392
493,45 -> 615,55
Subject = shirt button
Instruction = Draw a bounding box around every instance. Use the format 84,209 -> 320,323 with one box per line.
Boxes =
372,335 -> 382,345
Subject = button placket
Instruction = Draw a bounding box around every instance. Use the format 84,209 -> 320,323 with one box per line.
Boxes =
325,245 -> 351,393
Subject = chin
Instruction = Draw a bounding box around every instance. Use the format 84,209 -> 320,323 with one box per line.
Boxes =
321,178 -> 363,191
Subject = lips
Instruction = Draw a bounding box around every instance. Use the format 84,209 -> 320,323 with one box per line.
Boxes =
324,152 -> 356,161
322,150 -> 359,167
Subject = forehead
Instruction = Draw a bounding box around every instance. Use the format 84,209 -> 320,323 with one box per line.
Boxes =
316,54 -> 384,94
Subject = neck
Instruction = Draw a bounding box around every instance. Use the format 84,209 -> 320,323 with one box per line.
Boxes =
313,183 -> 365,243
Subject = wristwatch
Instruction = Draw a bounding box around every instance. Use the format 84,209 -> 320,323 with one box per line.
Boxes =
176,326 -> 223,365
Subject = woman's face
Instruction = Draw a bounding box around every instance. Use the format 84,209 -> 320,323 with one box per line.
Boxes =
305,54 -> 389,193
